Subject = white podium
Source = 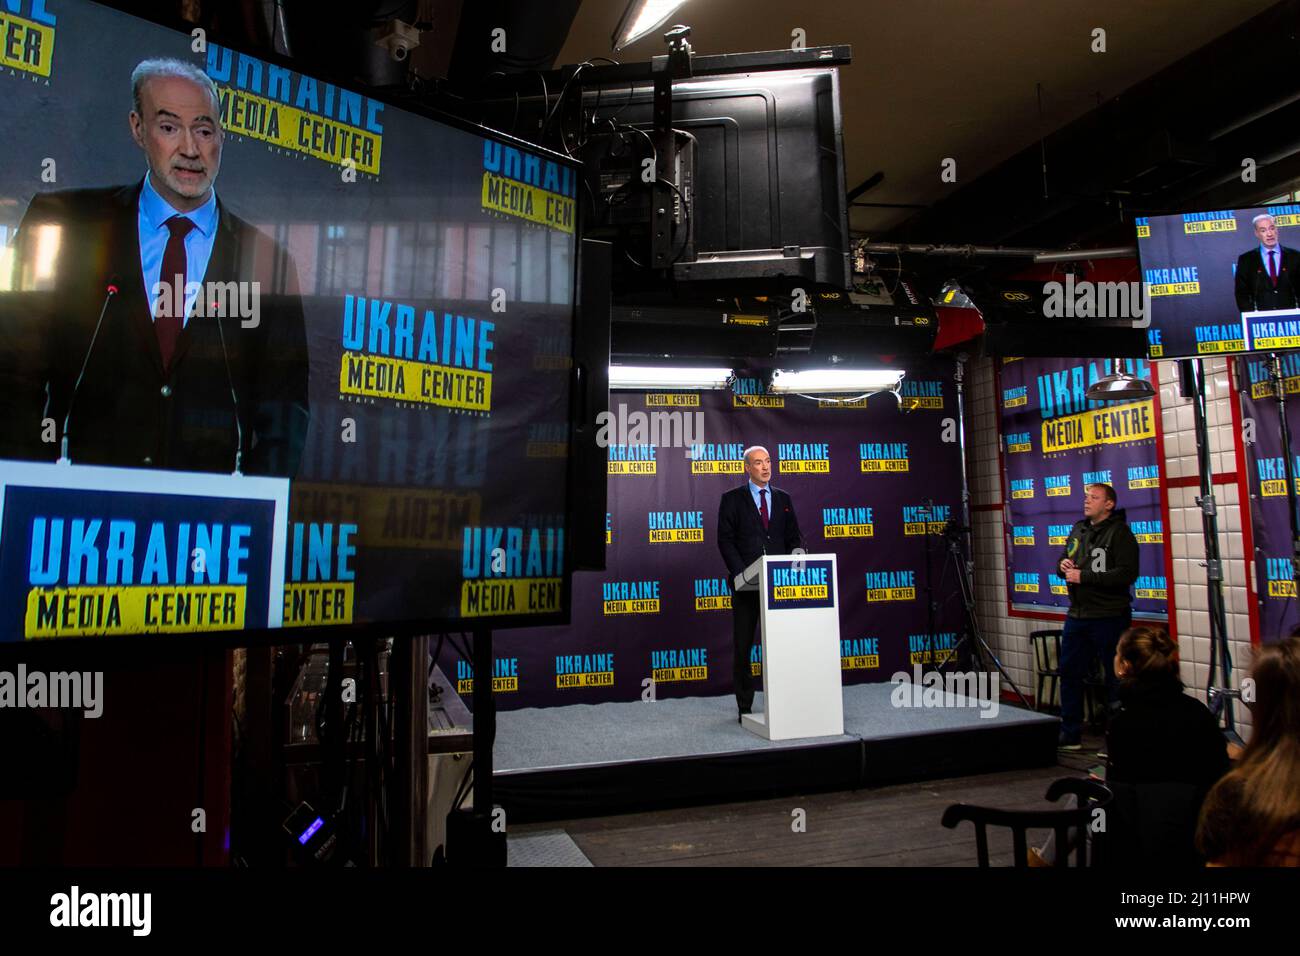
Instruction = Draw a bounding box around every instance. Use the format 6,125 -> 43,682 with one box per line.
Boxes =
734,553 -> 844,740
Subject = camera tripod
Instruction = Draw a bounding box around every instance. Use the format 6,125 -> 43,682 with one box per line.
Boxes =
923,516 -> 1031,709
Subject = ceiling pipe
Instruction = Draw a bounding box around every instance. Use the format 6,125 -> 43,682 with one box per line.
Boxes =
1032,246 -> 1137,263
859,242 -> 1136,261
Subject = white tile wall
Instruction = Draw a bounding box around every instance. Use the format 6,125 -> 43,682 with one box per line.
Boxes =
965,356 -> 1256,738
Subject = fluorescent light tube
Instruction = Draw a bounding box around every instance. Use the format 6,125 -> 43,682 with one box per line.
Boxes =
609,365 -> 733,389
768,369 -> 905,394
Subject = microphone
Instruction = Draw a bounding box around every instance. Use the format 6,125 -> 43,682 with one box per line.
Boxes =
212,307 -> 244,476
59,278 -> 119,465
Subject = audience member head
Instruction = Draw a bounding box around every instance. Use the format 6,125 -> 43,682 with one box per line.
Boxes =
1242,634 -> 1300,764
1114,625 -> 1180,683
1198,635 -> 1300,865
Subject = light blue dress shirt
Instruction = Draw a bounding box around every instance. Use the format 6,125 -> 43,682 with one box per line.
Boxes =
748,479 -> 773,517
138,173 -> 218,327
1261,243 -> 1280,278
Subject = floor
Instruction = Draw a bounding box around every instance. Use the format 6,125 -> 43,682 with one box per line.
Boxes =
507,731 -> 1106,867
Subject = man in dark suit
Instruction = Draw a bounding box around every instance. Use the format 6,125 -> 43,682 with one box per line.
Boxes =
717,444 -> 805,721
1234,213 -> 1300,314
1,57 -> 308,477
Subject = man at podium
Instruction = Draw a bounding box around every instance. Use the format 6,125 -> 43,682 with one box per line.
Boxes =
1,57 -> 309,478
1234,212 -> 1300,313
717,445 -> 805,721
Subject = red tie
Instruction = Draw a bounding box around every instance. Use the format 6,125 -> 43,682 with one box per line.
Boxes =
1269,249 -> 1278,287
156,215 -> 194,368
759,488 -> 769,529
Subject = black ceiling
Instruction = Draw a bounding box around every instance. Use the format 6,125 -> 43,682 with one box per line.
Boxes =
886,0 -> 1300,251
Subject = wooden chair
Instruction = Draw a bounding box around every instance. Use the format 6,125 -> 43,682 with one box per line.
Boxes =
941,777 -> 1112,867
1028,630 -> 1062,711
1029,629 -> 1110,728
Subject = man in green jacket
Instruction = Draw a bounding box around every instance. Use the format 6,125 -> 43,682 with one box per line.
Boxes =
1056,482 -> 1139,750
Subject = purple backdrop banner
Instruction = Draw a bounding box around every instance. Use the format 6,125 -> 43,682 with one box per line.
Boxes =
999,356 -> 1168,617
1237,352 -> 1299,643
438,359 -> 966,709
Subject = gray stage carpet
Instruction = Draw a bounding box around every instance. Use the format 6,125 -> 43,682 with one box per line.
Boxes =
497,683 -> 1056,773
507,830 -> 594,867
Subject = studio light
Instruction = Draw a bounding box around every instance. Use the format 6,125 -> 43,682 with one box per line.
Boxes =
768,368 -> 905,395
936,279 -> 974,310
609,364 -> 733,389
1085,357 -> 1155,402
612,0 -> 692,51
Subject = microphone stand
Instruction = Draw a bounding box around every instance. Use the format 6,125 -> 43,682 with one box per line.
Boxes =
214,309 -> 244,476
58,282 -> 118,465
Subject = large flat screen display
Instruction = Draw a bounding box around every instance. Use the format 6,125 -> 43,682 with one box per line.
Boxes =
1137,204 -> 1300,358
0,0 -> 579,643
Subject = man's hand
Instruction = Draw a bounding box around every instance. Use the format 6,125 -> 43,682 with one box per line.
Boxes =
1064,568 -> 1082,584
1058,557 -> 1075,575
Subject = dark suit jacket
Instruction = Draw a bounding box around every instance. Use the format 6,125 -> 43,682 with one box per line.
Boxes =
1234,245 -> 1300,312
717,484 -> 804,580
0,180 -> 309,477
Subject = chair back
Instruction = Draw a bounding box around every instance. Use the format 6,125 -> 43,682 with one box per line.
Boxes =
1028,629 -> 1062,669
941,777 -> 1112,867
1028,629 -> 1063,709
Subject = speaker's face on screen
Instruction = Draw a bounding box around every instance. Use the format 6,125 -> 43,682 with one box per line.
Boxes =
1255,216 -> 1279,249
130,75 -> 223,210
745,448 -> 772,486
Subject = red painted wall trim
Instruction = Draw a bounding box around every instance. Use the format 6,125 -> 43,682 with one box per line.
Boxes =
1226,359 -> 1262,646
1166,473 -> 1238,488
1009,606 -> 1070,623
1151,362 -> 1178,643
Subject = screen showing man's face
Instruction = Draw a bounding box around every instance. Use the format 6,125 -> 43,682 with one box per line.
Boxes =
1255,216 -> 1279,248
131,75 -> 222,211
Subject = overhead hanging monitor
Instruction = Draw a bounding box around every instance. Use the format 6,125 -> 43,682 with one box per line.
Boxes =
1136,204 -> 1300,358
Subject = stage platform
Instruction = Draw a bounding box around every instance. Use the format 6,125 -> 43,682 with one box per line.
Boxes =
494,683 -> 1060,821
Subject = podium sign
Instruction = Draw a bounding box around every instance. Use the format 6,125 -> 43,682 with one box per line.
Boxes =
737,553 -> 844,740
0,461 -> 289,642
1244,307 -> 1300,352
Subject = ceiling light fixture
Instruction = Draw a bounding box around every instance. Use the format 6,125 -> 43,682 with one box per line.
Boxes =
1085,358 -> 1155,402
612,0 -> 692,51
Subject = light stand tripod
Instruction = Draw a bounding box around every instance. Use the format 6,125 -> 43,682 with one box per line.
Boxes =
1267,352 -> 1300,595
930,355 -> 1031,708
933,519 -> 1031,708
1182,359 -> 1237,737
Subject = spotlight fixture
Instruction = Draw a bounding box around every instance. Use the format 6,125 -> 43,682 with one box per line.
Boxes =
609,364 -> 733,389
768,368 -> 905,395
1085,357 -> 1155,401
612,0 -> 692,51
936,280 -> 974,310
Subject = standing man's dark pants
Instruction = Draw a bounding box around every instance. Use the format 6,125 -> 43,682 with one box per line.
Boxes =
732,590 -> 761,712
1060,611 -> 1130,741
